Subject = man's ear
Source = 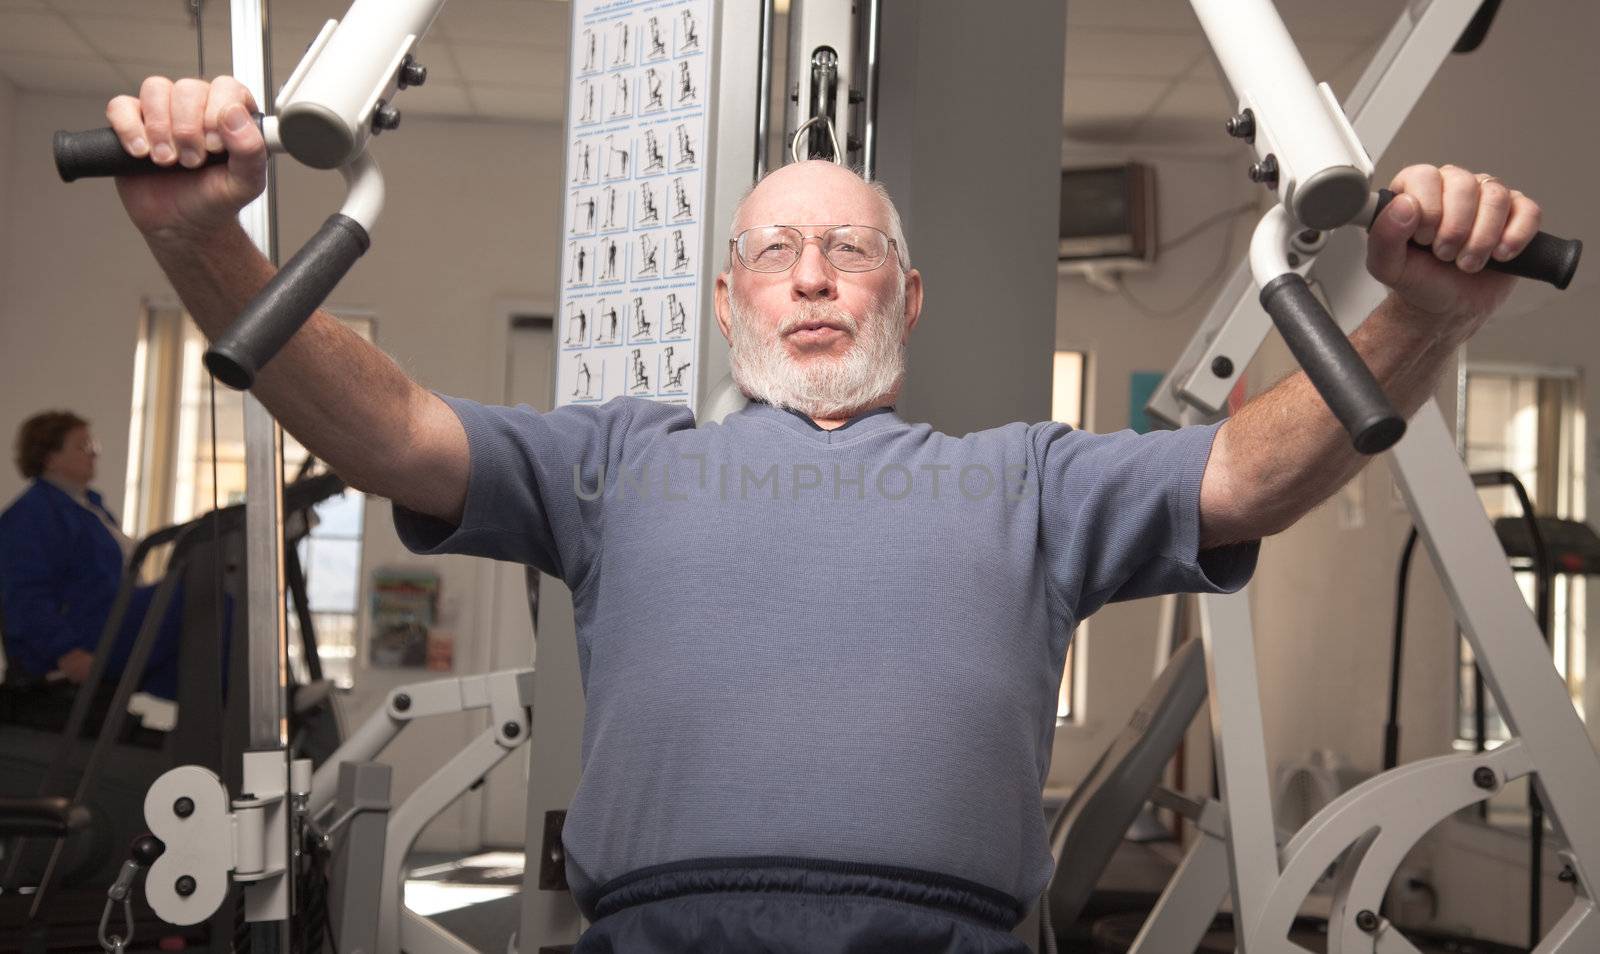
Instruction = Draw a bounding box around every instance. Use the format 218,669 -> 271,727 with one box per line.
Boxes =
714,271 -> 734,344
901,268 -> 924,342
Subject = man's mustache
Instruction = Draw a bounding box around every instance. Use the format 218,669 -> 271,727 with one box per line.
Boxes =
777,303 -> 860,338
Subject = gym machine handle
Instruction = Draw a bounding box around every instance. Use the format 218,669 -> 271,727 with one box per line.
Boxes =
1259,272 -> 1406,455
54,120 -> 374,390
204,214 -> 370,389
52,121 -> 259,182
1372,189 -> 1583,290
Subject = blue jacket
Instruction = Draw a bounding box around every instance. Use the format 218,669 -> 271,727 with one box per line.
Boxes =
0,479 -> 127,679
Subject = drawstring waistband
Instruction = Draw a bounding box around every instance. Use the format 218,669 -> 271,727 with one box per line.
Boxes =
586,856 -> 1027,929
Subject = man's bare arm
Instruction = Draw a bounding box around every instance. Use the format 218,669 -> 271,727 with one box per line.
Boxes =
1199,297 -> 1451,547
108,76 -> 468,524
1199,164 -> 1543,547
146,223 -> 469,523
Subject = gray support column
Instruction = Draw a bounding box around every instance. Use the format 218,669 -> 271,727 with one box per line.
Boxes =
873,0 -> 1065,434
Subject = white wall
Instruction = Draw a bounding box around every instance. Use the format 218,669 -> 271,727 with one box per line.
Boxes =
0,75 -> 13,320
0,90 -> 563,850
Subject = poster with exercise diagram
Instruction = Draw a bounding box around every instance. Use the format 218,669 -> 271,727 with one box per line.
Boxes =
559,0 -> 710,410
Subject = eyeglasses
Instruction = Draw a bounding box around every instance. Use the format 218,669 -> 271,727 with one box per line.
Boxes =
731,224 -> 900,273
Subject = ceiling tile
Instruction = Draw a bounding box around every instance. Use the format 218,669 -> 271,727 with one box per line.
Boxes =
1185,36 -> 1374,95
75,14 -> 202,64
1274,0 -> 1409,42
405,38 -> 461,82
1064,0 -> 1407,59
1064,76 -> 1171,117
1066,0 -> 1199,34
389,77 -> 470,117
1063,76 -> 1171,141
453,41 -> 565,89
470,82 -> 563,123
1328,44 -> 1379,102
47,0 -> 188,22
1298,38 -> 1368,81
258,24 -> 465,86
1152,73 -> 1233,122
263,0 -> 345,31
0,10 -> 95,56
0,50 -> 125,93
97,16 -> 234,81
1125,71 -> 1241,145
1065,27 -> 1206,79
436,0 -> 568,48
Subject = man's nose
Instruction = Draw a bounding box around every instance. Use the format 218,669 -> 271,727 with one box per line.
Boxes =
788,241 -> 837,301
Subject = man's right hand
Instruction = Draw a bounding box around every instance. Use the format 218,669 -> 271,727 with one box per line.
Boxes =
104,76 -> 472,528
106,76 -> 268,244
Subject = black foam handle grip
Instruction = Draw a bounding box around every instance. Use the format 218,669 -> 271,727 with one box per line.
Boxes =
53,126 -> 229,182
1260,273 -> 1406,455
204,214 -> 371,390
1373,189 -> 1582,289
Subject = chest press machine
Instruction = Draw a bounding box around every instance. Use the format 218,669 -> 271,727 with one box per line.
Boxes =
46,0 -> 1594,952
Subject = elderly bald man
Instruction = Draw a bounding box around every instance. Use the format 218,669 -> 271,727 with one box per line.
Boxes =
106,76 -> 1541,953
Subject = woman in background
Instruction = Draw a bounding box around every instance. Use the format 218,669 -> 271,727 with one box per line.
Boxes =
0,411 -> 179,700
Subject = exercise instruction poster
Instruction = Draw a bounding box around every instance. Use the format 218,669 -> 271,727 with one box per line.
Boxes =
557,0 -> 711,411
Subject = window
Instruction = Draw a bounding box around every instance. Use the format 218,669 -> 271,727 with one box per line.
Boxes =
1456,365 -> 1587,746
124,304 -> 373,687
1054,350 -> 1088,722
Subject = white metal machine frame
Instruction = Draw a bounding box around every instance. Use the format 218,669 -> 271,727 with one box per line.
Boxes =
138,668 -> 534,954
1123,2 -> 1600,951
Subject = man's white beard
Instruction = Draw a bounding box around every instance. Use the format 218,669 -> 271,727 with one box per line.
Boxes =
727,284 -> 908,420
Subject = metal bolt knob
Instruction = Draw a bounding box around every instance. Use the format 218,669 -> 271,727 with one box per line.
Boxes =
1473,765 -> 1497,790
372,105 -> 402,134
175,874 -> 196,897
1247,154 -> 1279,189
399,56 -> 428,89
1355,909 -> 1379,932
132,835 -> 166,866
1225,109 -> 1255,142
173,796 -> 195,819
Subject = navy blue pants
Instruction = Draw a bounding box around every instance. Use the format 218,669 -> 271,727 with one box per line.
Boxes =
573,859 -> 1031,954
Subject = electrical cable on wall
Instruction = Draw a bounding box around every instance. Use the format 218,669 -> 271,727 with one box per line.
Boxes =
1118,201 -> 1257,321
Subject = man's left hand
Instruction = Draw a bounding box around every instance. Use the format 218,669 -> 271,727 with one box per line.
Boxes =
56,649 -> 94,686
1366,164 -> 1543,340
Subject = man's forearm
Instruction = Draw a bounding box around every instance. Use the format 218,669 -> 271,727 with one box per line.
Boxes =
1200,295 -> 1457,547
145,223 -> 468,521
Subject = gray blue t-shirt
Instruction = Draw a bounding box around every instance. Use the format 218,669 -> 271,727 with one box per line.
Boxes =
394,396 -> 1256,909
